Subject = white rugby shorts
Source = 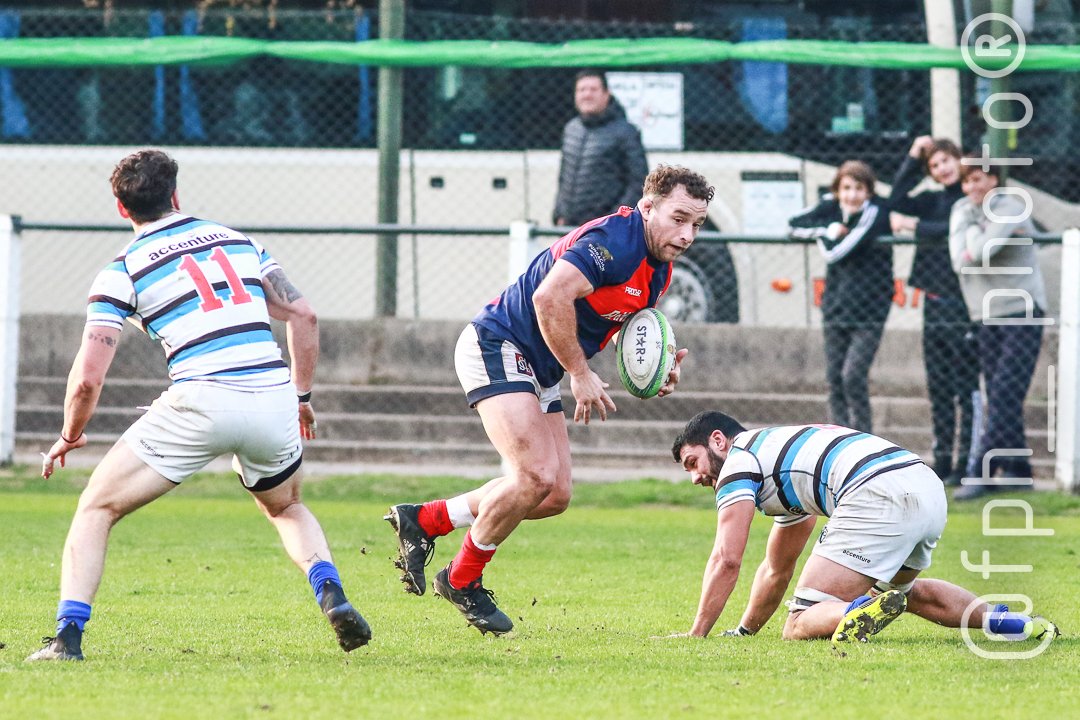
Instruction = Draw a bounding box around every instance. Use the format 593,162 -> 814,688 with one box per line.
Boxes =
454,323 -> 563,413
122,381 -> 303,490
812,462 -> 947,580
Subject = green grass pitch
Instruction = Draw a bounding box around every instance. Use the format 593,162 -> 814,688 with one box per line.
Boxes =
2,467 -> 1078,718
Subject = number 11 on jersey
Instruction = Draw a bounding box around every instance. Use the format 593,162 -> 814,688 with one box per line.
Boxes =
178,247 -> 253,312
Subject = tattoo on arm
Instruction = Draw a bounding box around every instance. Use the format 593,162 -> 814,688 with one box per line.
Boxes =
267,269 -> 303,303
86,330 -> 117,348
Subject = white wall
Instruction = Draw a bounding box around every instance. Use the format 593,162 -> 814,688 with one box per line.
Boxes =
4,145 -> 1067,323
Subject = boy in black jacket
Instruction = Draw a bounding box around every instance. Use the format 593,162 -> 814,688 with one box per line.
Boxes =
790,161 -> 893,432
889,136 -> 978,484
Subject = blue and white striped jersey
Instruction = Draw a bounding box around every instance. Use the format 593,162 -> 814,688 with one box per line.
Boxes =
714,424 -> 923,526
86,214 -> 290,389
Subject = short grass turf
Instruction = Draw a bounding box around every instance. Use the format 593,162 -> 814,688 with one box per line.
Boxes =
2,466 -> 1078,719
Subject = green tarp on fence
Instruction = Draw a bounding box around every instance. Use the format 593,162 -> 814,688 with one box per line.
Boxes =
0,36 -> 1077,71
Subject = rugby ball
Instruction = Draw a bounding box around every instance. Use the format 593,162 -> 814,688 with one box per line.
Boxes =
616,308 -> 676,399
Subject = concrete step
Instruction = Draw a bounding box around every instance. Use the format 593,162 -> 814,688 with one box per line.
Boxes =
13,430 -> 1057,484
16,376 -> 1057,480
15,376 -> 1052,428
16,405 -> 1055,470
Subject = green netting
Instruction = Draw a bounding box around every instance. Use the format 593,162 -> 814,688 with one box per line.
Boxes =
1,36 -> 1077,71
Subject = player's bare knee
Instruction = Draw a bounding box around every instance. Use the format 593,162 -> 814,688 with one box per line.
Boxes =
542,485 -> 572,515
76,492 -> 132,526
253,485 -> 303,518
781,611 -> 809,641
260,498 -> 302,519
75,503 -> 122,528
782,587 -> 841,640
513,465 -> 559,501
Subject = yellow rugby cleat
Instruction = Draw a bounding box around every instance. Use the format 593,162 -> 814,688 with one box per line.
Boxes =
832,590 -> 908,645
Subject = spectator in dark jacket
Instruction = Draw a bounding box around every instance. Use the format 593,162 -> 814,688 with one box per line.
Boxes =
790,161 -> 893,432
553,70 -> 648,226
889,136 -> 978,485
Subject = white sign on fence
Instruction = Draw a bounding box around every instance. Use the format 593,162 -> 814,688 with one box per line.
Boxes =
740,171 -> 805,236
607,72 -> 684,151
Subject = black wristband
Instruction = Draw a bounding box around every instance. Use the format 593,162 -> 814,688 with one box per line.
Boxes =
60,431 -> 83,444
297,391 -> 312,403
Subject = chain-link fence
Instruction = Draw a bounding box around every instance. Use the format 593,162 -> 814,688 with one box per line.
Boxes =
2,5 -> 1073,481
2,7 -> 1076,315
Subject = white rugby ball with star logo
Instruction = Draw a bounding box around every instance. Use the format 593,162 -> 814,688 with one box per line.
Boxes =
616,308 -> 676,399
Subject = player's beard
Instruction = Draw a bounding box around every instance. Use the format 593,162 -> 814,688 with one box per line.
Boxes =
705,447 -> 725,488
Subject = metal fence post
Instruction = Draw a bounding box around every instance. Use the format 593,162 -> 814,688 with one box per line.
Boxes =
924,0 -> 960,141
376,0 -> 405,317
1055,227 -> 1080,493
0,215 -> 20,465
507,220 -> 538,285
988,0 -> 1013,182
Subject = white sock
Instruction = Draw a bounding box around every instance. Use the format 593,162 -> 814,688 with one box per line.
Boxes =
446,495 -> 476,529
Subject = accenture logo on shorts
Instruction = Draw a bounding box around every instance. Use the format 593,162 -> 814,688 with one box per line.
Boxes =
842,548 -> 872,565
139,438 -> 165,459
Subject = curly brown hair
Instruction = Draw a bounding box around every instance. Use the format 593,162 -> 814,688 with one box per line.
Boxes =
110,149 -> 178,224
830,160 -> 877,196
643,165 -> 714,204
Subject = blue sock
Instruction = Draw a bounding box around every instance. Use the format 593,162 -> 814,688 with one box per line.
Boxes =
56,600 -> 92,635
987,604 -> 1031,636
845,595 -> 872,614
307,561 -> 342,604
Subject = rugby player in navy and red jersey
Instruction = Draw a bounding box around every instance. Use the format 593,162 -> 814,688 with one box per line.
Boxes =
386,165 -> 713,633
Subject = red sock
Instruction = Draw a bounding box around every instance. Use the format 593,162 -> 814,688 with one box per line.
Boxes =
417,500 -> 454,538
448,531 -> 496,589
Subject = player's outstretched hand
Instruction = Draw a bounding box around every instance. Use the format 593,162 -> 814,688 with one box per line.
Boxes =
41,432 -> 87,479
657,348 -> 689,398
569,368 -> 616,425
299,401 -> 318,441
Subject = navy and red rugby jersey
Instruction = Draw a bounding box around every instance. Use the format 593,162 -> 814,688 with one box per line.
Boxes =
472,206 -> 672,388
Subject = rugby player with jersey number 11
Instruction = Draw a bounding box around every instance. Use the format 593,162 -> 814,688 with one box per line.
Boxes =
28,150 -> 370,662
385,165 -> 709,635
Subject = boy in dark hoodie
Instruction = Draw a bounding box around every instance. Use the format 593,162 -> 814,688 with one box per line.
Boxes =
889,137 -> 978,485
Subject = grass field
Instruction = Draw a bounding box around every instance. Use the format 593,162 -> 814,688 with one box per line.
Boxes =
2,466 -> 1078,719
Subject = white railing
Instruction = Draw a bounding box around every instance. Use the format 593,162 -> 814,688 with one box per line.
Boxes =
0,215 -> 21,464
1055,227 -> 1080,492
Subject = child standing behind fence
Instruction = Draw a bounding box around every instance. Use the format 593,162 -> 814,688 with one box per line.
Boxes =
889,137 -> 978,486
789,161 -> 893,432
